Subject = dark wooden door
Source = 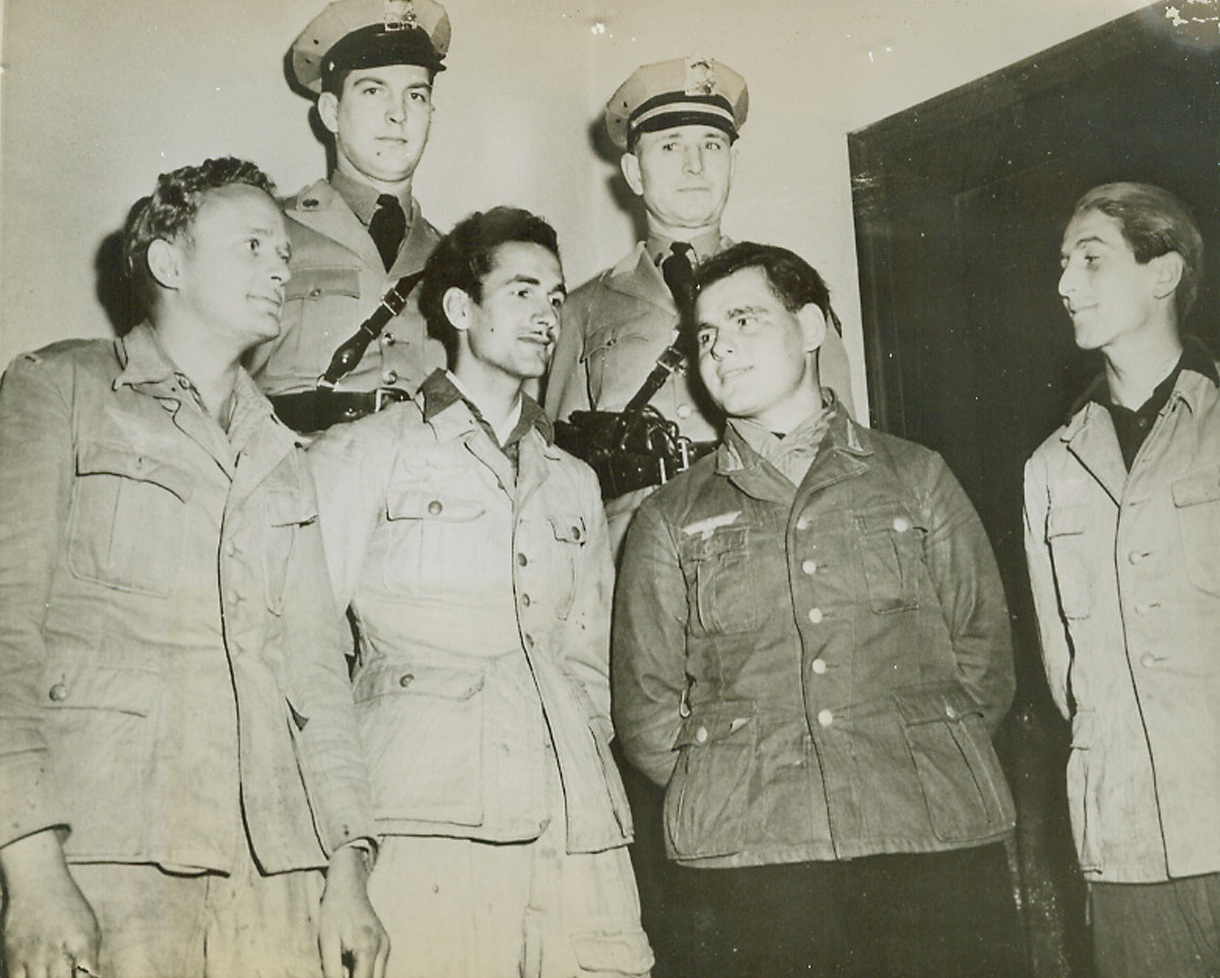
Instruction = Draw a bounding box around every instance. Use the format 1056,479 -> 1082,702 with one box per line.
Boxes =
850,6 -> 1219,975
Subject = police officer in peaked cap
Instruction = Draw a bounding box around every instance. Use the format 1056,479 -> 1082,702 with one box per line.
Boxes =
246,0 -> 452,433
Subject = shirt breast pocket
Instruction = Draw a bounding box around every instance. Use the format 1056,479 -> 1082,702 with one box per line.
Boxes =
680,525 -> 760,635
1172,465 -> 1220,596
382,489 -> 487,603
68,442 -> 194,596
278,266 -> 363,362
853,507 -> 927,614
581,319 -> 656,406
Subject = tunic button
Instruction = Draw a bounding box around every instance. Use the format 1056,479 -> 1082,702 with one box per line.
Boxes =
817,709 -> 834,727
383,333 -> 396,345
399,673 -> 415,688
309,287 -> 323,298
427,499 -> 443,515
811,658 -> 827,675
695,726 -> 709,744
229,590 -> 241,605
1128,550 -> 1147,565
945,705 -> 959,719
517,553 -> 528,567
802,559 -> 817,575
524,634 -> 535,649
1140,653 -> 1158,669
796,517 -> 810,531
676,404 -> 693,420
382,369 -> 399,385
521,594 -> 532,607
571,525 -> 582,541
48,682 -> 67,702
225,541 -> 238,557
808,608 -> 824,624
893,517 -> 910,533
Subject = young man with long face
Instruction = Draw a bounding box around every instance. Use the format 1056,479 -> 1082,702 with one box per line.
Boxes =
613,242 -> 1027,978
247,0 -> 451,433
307,208 -> 653,978
1024,183 -> 1220,977
0,158 -> 386,978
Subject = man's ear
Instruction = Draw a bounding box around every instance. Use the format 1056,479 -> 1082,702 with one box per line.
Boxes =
1150,250 -> 1185,302
620,152 -> 644,198
442,286 -> 473,332
146,239 -> 181,291
317,92 -> 340,136
796,303 -> 827,354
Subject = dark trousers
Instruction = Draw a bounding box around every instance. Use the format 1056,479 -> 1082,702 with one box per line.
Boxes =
1091,873 -> 1220,978
670,842 -> 1028,978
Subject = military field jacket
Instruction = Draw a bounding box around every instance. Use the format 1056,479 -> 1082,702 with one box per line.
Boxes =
0,324 -> 375,872
307,383 -> 632,853
1024,360 -> 1220,882
613,406 -> 1016,868
246,178 -> 446,398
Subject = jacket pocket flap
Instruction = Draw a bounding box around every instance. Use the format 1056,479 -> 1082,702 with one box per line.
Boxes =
386,490 -> 485,522
355,661 -> 485,702
76,441 -> 194,502
1046,505 -> 1089,537
44,662 -> 158,716
571,929 -> 655,975
284,266 -> 360,301
549,515 -> 588,544
853,508 -> 925,535
674,702 -> 755,748
580,321 -> 652,361
893,685 -> 977,725
679,524 -> 748,559
1172,467 -> 1220,508
265,487 -> 318,527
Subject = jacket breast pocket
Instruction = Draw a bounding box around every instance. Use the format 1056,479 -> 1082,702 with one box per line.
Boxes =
1045,504 -> 1094,619
276,267 -> 362,368
68,442 -> 194,596
1173,466 -> 1220,596
680,526 -> 760,635
664,704 -> 755,859
546,515 -> 587,620
382,489 -> 487,603
893,684 -> 1014,844
261,487 -> 319,616
853,508 -> 926,614
353,660 -> 486,826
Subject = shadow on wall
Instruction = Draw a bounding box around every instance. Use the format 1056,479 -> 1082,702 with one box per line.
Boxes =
95,228 -> 141,338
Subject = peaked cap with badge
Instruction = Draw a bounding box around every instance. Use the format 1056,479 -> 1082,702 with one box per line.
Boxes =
292,0 -> 451,95
605,55 -> 749,152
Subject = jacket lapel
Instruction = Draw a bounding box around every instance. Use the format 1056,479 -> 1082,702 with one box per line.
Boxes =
1063,404 -> 1126,506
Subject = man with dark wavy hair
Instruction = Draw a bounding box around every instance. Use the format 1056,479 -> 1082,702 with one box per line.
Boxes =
614,242 -> 1025,977
308,207 -> 652,978
1025,182 -> 1219,977
0,157 -> 387,978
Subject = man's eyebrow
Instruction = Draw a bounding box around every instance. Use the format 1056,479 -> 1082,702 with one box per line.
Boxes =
506,274 -> 567,295
1060,234 -> 1107,259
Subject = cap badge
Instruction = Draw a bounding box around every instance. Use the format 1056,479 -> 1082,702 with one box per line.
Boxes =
684,57 -> 716,96
383,0 -> 417,32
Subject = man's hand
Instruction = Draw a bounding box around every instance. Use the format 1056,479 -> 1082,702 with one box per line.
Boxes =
1,830 -> 101,978
318,844 -> 389,978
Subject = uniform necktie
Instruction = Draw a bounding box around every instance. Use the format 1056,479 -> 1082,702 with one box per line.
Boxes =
369,194 -> 406,271
661,241 -> 696,325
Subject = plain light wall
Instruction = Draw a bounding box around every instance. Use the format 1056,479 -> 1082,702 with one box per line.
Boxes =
0,0 -> 1154,417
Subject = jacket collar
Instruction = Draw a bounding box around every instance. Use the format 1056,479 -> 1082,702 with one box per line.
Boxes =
716,396 -> 870,503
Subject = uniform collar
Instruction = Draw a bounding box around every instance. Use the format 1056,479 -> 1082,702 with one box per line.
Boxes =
1068,334 -> 1220,424
717,393 -> 867,475
113,322 -> 178,388
329,168 -> 416,230
645,228 -> 725,267
418,369 -> 552,445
